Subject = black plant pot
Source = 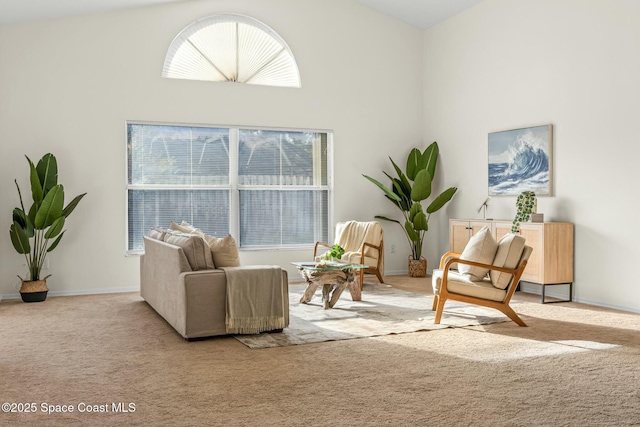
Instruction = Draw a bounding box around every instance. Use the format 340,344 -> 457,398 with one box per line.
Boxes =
20,291 -> 48,303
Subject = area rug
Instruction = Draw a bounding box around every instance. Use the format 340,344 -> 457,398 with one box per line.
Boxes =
234,282 -> 509,348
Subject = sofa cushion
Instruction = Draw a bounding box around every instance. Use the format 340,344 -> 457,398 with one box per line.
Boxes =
148,227 -> 167,241
458,226 -> 499,281
490,233 -> 526,289
164,232 -> 215,271
167,222 -> 216,269
203,234 -> 241,267
170,221 -> 200,234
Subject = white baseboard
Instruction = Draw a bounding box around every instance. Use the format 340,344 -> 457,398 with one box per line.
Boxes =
0,286 -> 140,301
518,283 -> 640,314
382,270 -> 411,277
570,296 -> 640,314
519,282 -> 572,300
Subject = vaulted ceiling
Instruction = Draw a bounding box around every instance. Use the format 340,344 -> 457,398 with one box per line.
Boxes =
0,0 -> 483,27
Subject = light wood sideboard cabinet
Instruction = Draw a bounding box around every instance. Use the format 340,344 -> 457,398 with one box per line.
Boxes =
448,220 -> 492,270
449,219 -> 574,303
449,219 -> 493,254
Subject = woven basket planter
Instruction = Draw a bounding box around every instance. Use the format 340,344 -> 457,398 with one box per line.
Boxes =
408,257 -> 427,277
19,280 -> 49,303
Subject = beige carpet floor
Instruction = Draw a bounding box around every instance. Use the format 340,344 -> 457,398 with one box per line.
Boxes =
235,282 -> 510,348
1,275 -> 640,427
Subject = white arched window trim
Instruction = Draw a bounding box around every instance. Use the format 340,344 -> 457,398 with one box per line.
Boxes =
162,13 -> 301,88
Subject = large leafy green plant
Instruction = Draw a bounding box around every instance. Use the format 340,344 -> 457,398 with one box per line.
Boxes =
9,153 -> 86,282
363,142 -> 457,260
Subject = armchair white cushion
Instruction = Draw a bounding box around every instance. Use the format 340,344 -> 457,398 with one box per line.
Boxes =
458,226 -> 498,281
432,272 -> 507,302
491,233 -> 526,289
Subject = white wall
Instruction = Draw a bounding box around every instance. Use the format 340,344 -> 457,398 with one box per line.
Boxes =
0,0 -> 423,297
423,0 -> 640,312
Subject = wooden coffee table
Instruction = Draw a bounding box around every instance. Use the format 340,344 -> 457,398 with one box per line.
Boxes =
292,262 -> 367,309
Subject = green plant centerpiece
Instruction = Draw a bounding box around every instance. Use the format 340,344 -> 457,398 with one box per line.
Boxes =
511,191 -> 537,233
322,244 -> 345,261
9,153 -> 86,302
363,142 -> 457,277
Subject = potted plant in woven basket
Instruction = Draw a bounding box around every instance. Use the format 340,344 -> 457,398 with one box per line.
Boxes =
363,142 -> 457,277
9,153 -> 86,302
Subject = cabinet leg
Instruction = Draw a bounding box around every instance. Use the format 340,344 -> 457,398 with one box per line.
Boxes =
541,282 -> 573,304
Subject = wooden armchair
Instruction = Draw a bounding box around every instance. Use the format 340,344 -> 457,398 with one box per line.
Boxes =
314,221 -> 384,290
431,244 -> 533,327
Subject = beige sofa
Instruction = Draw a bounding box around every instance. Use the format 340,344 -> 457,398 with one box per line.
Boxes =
140,236 -> 289,339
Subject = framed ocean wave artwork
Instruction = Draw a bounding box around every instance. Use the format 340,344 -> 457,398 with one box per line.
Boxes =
488,124 -> 553,196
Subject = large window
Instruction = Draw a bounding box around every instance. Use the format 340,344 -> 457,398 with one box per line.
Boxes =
126,123 -> 331,254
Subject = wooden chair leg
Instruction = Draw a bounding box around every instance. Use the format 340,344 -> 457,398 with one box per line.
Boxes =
374,269 -> 384,283
434,297 -> 446,324
359,269 -> 364,291
432,294 -> 438,311
499,305 -> 527,327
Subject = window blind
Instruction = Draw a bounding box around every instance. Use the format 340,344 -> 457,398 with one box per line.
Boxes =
162,14 -> 301,88
126,123 -> 330,253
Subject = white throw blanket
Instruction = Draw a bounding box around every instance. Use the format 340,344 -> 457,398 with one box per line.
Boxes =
221,265 -> 286,334
335,221 -> 384,275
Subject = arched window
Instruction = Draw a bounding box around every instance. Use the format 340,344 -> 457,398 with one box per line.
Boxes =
162,14 -> 301,88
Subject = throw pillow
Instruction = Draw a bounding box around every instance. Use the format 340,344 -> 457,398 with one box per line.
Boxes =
490,233 -> 526,289
203,234 -> 241,267
164,232 -> 215,271
148,227 -> 167,241
458,226 -> 499,281
170,221 -> 200,234
167,222 -> 215,269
